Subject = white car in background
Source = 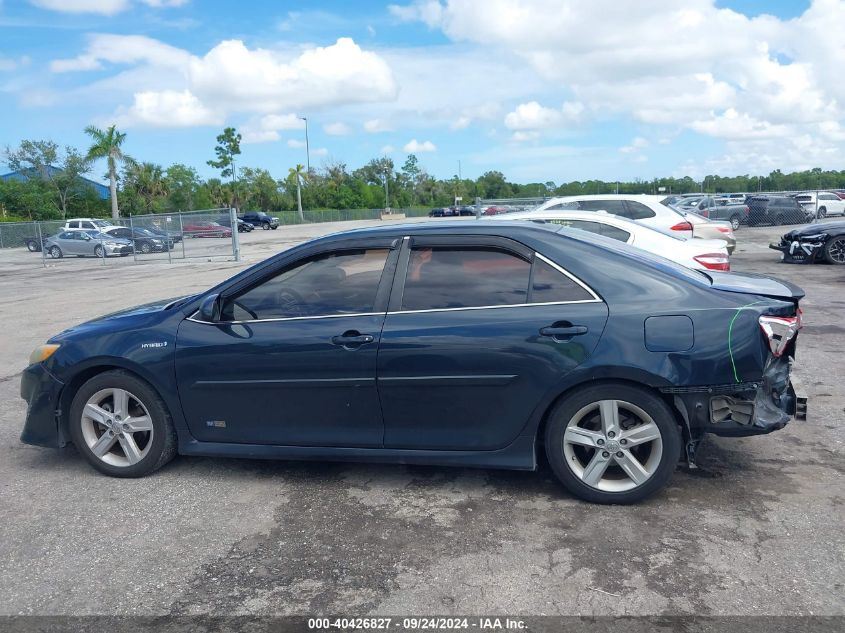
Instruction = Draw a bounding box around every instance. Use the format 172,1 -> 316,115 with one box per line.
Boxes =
501,210 -> 731,271
793,192 -> 845,219
532,194 -> 736,253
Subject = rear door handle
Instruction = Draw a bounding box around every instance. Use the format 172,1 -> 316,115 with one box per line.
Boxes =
539,325 -> 588,340
331,331 -> 375,348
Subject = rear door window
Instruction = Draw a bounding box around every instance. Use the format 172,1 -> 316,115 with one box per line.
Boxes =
623,201 -> 656,219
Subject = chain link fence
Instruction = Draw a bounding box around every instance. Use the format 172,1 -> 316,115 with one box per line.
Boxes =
0,208 -> 239,269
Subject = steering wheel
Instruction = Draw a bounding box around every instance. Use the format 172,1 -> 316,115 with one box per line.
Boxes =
277,286 -> 307,316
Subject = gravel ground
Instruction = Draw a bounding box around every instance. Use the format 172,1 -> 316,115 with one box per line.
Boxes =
0,217 -> 842,616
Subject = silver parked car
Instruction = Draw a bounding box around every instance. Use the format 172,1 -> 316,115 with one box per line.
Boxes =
44,231 -> 133,259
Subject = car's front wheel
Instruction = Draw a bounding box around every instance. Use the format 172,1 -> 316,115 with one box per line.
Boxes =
824,236 -> 845,264
68,370 -> 177,477
262,221 -> 271,230
94,245 -> 105,258
817,207 -> 827,219
544,383 -> 681,504
49,246 -> 62,258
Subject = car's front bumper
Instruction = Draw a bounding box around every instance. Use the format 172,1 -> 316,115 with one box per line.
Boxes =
20,363 -> 65,448
769,238 -> 825,264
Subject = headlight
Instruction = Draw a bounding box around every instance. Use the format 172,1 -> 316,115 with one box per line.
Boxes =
29,344 -> 60,366
799,234 -> 824,240
151,239 -> 163,245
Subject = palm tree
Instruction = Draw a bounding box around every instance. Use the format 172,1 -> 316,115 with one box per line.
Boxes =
84,125 -> 129,220
125,162 -> 168,213
288,164 -> 306,222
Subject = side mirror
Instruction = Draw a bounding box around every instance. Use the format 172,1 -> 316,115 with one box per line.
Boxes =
198,293 -> 221,322
82,233 -> 92,241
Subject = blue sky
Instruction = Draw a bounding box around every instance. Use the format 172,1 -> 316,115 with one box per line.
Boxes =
2,0 -> 842,186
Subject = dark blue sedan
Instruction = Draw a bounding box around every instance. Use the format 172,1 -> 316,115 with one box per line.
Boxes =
20,222 -> 804,503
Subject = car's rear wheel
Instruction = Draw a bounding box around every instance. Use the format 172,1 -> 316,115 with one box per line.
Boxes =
730,215 -> 741,230
26,240 -> 39,252
49,246 -> 62,258
824,236 -> 845,265
817,207 -> 827,219
544,383 -> 680,504
68,370 -> 177,477
775,213 -> 785,225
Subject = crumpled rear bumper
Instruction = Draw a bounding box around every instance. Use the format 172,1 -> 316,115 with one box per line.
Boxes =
20,363 -> 65,448
664,357 -> 804,437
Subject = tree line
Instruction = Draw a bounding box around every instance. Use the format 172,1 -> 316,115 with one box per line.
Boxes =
3,125 -> 845,222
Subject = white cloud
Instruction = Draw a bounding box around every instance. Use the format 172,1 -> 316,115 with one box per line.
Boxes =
504,100 -> 584,130
241,113 -> 305,144
51,35 -> 398,129
510,130 -> 540,143
403,139 -> 437,153
380,144 -> 396,154
364,118 -> 393,133
312,147 -> 329,157
451,116 -> 471,130
323,121 -> 351,136
112,89 -> 221,127
30,0 -> 129,14
287,139 -> 306,148
0,55 -> 30,72
619,136 -> 649,153
30,0 -> 188,13
392,0 -> 845,173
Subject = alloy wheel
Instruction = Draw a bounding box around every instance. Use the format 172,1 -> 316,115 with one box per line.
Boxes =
562,399 -> 663,492
80,388 -> 154,467
828,238 -> 845,264
731,217 -> 740,230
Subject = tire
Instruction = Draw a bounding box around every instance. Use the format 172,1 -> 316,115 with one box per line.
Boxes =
775,213 -> 785,226
49,246 -> 62,259
544,383 -> 681,504
140,242 -> 152,254
730,215 -> 741,230
823,236 -> 845,265
262,222 -> 270,230
26,240 -> 39,252
817,207 -> 826,219
271,225 -> 277,230
68,370 -> 177,478
94,245 -> 105,258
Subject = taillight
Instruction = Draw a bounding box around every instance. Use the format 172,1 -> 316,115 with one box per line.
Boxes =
759,313 -> 802,357
743,205 -> 750,215
671,221 -> 693,231
700,209 -> 709,218
716,226 -> 731,234
693,253 -> 730,270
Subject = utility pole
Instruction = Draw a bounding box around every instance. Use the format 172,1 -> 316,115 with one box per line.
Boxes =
299,116 -> 310,173
384,168 -> 390,212
458,160 -> 462,180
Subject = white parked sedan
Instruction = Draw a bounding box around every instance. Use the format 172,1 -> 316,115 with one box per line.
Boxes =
531,194 -> 736,253
500,210 -> 730,271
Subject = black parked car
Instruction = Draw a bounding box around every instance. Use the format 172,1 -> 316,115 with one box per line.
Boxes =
240,212 -> 279,230
21,222 -> 804,504
429,207 -> 458,217
145,226 -> 183,244
216,216 -> 254,233
746,196 -> 808,226
769,220 -> 845,264
101,226 -> 174,254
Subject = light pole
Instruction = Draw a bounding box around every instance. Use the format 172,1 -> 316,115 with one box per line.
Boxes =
299,116 -> 310,173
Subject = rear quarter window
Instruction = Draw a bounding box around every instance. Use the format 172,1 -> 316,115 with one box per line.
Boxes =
624,201 -> 656,219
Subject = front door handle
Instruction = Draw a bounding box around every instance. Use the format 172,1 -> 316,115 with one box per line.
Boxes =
539,325 -> 588,341
331,331 -> 375,348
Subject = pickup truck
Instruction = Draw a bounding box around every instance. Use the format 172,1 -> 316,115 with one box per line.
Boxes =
674,196 -> 749,230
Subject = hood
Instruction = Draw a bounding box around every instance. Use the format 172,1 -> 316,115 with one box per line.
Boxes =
706,271 -> 804,302
57,295 -> 195,334
785,221 -> 845,238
